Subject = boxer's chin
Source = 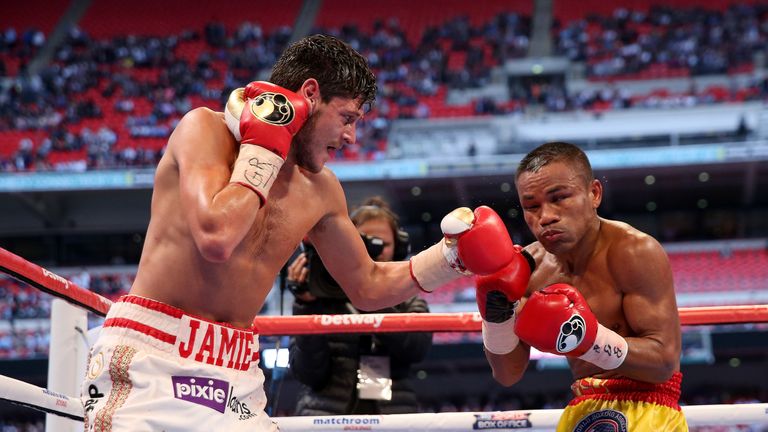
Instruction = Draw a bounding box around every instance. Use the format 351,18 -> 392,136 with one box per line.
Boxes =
292,118 -> 323,174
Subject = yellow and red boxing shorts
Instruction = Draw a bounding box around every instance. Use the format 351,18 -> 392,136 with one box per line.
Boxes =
557,372 -> 688,431
82,295 -> 277,432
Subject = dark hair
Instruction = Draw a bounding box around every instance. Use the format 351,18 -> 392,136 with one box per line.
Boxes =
269,34 -> 377,109
516,141 -> 594,184
350,196 -> 399,239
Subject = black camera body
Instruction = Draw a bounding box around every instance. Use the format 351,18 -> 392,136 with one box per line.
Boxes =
287,233 -> 396,300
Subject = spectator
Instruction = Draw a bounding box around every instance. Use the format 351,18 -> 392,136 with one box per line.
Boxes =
288,197 -> 432,415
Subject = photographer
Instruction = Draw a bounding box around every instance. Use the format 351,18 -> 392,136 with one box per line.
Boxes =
287,197 -> 432,415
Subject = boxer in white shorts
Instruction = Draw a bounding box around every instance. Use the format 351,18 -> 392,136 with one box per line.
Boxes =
81,35 -> 520,430
83,296 -> 275,431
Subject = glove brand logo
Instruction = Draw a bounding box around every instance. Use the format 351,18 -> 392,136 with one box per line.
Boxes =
556,314 -> 587,353
249,92 -> 295,126
172,376 -> 230,413
573,409 -> 627,432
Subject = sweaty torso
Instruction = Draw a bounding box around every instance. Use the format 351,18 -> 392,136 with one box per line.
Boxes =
525,220 -> 637,377
129,111 -> 335,327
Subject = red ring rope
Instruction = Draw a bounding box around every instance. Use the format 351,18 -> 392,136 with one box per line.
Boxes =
1,247 -> 766,334
0,247 -> 112,315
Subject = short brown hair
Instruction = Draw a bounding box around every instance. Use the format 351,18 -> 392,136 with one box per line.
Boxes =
270,34 -> 377,109
516,141 -> 593,184
350,196 -> 399,239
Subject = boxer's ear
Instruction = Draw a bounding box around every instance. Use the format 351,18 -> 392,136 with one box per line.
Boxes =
589,179 -> 602,209
300,78 -> 320,116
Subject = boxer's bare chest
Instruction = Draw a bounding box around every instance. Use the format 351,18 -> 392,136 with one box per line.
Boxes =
529,251 -> 629,336
239,169 -> 328,270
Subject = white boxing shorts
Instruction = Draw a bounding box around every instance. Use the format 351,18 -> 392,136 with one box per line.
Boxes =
82,295 -> 278,431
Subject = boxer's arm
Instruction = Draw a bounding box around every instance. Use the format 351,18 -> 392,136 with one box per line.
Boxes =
170,108 -> 263,262
604,234 -> 681,383
485,339 -> 532,386
307,180 -> 417,310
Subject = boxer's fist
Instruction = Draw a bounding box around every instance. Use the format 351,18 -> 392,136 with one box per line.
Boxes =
515,283 -> 628,370
475,248 -> 534,354
410,206 -> 517,293
226,81 -> 310,159
224,82 -> 310,204
440,206 -> 516,275
476,247 -> 533,323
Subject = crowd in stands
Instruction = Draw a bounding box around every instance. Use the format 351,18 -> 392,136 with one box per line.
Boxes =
0,420 -> 44,432
1,3 -> 767,170
0,271 -> 132,359
555,3 -> 768,79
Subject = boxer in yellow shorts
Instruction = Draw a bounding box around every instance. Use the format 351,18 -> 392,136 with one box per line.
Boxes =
475,142 -> 688,431
559,373 -> 687,431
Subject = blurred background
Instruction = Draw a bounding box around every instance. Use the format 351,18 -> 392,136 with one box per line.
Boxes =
1,0 -> 767,429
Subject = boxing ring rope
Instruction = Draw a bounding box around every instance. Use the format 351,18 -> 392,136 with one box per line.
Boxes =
2,247 -> 767,330
1,246 -> 767,430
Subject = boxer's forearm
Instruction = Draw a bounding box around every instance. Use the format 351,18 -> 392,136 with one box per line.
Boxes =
485,343 -> 530,387
186,178 -> 264,263
342,261 -> 421,311
606,335 -> 679,383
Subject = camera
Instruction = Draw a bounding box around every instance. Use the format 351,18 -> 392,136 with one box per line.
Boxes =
287,233 -> 384,299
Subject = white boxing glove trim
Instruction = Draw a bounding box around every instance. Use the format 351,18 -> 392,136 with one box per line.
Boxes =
409,240 -> 463,292
577,324 -> 629,370
229,145 -> 284,205
482,318 -> 519,355
224,88 -> 245,142
440,207 -> 473,236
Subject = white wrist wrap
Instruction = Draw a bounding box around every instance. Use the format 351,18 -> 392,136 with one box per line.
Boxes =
577,324 -> 629,370
409,240 -> 463,292
482,318 -> 519,355
229,144 -> 284,205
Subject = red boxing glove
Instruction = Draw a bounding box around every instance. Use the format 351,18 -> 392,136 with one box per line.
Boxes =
224,82 -> 310,204
475,247 -> 534,354
441,206 -> 516,275
476,247 -> 533,323
515,283 -> 628,370
238,81 -> 310,159
410,206 -> 517,293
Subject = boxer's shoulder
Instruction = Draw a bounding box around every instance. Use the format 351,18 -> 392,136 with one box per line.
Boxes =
167,108 -> 235,155
178,106 -> 223,125
602,219 -> 663,262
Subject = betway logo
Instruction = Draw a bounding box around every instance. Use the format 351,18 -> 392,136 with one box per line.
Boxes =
320,314 -> 385,328
42,268 -> 70,289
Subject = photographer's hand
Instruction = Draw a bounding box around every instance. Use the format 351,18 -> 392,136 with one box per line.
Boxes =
287,252 -> 309,283
287,252 -> 316,302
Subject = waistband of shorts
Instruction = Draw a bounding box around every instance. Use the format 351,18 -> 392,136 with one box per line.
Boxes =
102,295 -> 260,372
569,372 -> 682,410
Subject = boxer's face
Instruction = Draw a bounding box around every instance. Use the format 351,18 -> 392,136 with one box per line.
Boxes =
292,96 -> 363,173
357,217 -> 395,262
517,161 -> 601,255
